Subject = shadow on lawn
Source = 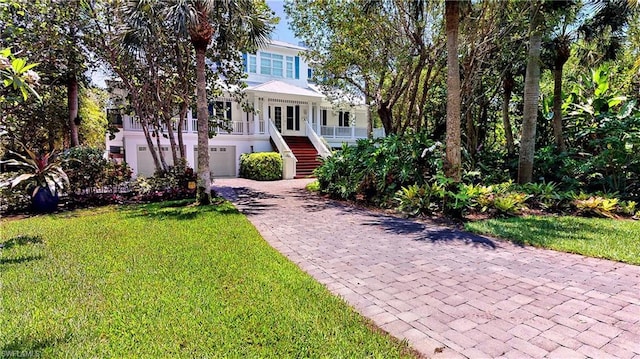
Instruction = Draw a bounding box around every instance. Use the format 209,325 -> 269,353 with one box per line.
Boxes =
0,235 -> 43,250
0,255 -> 44,266
2,334 -> 71,355
120,198 -> 239,221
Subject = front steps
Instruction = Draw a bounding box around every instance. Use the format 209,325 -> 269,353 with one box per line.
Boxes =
282,136 -> 321,178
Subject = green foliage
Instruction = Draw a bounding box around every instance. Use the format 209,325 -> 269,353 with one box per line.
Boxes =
0,171 -> 31,213
395,182 -> 445,216
239,152 -> 283,181
466,216 -> 640,265
132,158 -> 196,201
61,147 -> 108,195
0,144 -> 69,197
573,196 -> 620,218
305,180 -> 320,192
78,88 -> 109,148
0,203 -> 413,357
316,131 -> 443,205
0,47 -> 40,102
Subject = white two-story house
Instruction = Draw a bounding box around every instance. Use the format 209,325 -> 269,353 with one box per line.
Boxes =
106,40 -> 384,179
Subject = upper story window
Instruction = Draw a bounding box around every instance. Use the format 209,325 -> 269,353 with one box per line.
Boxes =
260,52 -> 283,77
245,51 -> 300,79
248,54 -> 257,73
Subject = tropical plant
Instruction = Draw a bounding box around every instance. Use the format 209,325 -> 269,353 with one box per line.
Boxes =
395,182 -> 445,216
0,48 -> 40,102
0,145 -> 69,198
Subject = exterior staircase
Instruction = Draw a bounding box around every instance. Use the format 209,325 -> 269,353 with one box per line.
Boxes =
282,136 -> 321,178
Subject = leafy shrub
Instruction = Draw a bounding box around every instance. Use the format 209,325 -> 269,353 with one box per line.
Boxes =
0,171 -> 31,213
104,161 -> 132,193
492,192 -> 530,216
573,196 -> 620,218
395,182 -> 445,216
305,180 -> 320,192
239,152 -> 282,181
316,131 -> 443,205
131,159 -> 196,201
62,147 -> 108,195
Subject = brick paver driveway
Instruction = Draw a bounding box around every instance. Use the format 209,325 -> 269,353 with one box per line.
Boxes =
214,178 -> 640,359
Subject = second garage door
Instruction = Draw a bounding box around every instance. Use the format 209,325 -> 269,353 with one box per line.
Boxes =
194,145 -> 237,177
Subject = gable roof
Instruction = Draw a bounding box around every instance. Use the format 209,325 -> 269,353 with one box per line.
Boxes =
247,80 -> 323,98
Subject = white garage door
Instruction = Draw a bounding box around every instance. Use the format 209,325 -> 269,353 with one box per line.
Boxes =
136,145 -> 174,177
194,145 -> 236,177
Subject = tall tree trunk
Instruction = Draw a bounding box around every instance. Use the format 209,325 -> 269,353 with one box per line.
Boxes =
178,102 -> 187,158
502,71 -> 515,154
377,103 -> 394,135
552,66 -> 566,152
141,119 -> 162,173
552,41 -> 569,153
154,124 -> 168,173
445,0 -> 461,182
164,115 -> 180,165
518,3 -> 543,184
68,76 -> 80,147
194,45 -> 211,205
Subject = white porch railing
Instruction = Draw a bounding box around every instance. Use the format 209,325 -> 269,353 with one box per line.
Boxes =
305,120 -> 332,159
268,119 -> 297,179
190,119 -> 246,135
320,125 -> 386,140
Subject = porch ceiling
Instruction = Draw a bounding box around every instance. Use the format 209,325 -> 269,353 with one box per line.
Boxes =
247,80 -> 324,99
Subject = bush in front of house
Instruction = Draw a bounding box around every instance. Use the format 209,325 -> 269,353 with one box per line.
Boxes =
314,131 -> 443,206
61,147 -> 109,195
239,152 -> 282,181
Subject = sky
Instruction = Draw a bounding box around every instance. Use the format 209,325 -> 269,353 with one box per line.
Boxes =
91,1 -> 300,88
267,1 -> 301,45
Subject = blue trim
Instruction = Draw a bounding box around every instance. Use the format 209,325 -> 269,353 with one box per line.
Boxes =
294,56 -> 300,79
242,53 -> 248,72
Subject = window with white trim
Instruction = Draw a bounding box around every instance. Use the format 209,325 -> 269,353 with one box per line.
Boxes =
248,54 -> 257,73
286,56 -> 294,78
260,52 -> 295,78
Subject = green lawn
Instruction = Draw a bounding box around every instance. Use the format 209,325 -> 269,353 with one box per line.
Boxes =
465,216 -> 640,265
1,200 -> 414,358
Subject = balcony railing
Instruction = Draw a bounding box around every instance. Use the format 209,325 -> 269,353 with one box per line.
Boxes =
122,115 -> 265,135
319,126 -> 386,140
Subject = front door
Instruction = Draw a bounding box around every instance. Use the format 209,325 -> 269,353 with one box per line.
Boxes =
284,105 -> 304,136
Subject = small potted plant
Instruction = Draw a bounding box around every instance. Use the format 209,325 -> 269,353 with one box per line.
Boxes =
1,145 -> 69,213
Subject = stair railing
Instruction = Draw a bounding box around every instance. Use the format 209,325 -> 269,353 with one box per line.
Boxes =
305,120 -> 332,159
267,118 -> 297,179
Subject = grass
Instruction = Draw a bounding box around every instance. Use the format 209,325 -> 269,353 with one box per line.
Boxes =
465,215 -> 640,265
1,200 -> 414,358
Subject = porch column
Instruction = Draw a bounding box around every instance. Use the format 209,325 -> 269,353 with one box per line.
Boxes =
253,98 -> 260,135
307,102 -> 313,134
262,97 -> 269,135
351,125 -> 355,139
316,105 -> 321,134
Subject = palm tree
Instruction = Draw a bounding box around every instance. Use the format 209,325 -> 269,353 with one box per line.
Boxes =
445,0 -> 461,182
163,0 -> 272,205
518,0 -> 543,184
